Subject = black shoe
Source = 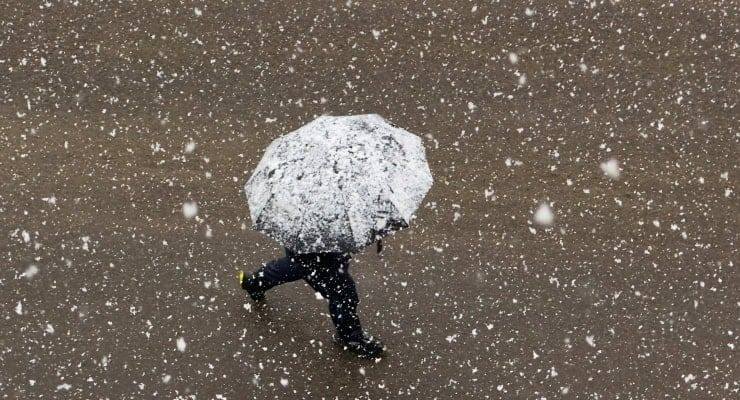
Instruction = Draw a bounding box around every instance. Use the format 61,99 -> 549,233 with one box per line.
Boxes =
239,271 -> 265,302
334,331 -> 385,358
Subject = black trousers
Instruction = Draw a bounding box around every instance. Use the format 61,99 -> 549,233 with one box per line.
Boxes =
246,248 -> 362,337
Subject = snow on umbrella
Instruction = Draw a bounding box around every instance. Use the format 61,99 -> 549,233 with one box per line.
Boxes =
245,114 -> 433,254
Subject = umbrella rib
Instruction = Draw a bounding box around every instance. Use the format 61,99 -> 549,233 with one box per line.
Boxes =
252,188 -> 277,228
336,187 -> 359,250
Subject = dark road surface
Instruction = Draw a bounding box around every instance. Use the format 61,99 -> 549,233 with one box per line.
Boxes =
1,1 -> 737,398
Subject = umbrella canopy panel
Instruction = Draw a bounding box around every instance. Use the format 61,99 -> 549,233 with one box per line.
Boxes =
245,114 -> 433,253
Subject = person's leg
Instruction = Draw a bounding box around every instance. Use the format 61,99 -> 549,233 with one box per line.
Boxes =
242,249 -> 308,298
302,253 -> 362,337
303,253 -> 384,357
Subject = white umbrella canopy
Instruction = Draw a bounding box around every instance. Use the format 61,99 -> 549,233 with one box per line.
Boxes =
245,114 -> 433,254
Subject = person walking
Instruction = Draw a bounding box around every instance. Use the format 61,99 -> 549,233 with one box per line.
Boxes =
240,247 -> 384,358
241,114 -> 433,359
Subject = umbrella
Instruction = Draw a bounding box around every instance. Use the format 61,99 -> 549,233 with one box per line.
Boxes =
244,114 -> 433,254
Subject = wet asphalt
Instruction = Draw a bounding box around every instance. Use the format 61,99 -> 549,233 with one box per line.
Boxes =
1,1 -> 737,398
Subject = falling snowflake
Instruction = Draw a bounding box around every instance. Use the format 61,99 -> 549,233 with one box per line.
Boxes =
600,158 -> 621,180
182,202 -> 198,219
176,337 -> 187,352
184,140 -> 196,154
508,52 -> 519,64
56,383 -> 72,391
534,203 -> 554,226
21,265 -> 39,279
